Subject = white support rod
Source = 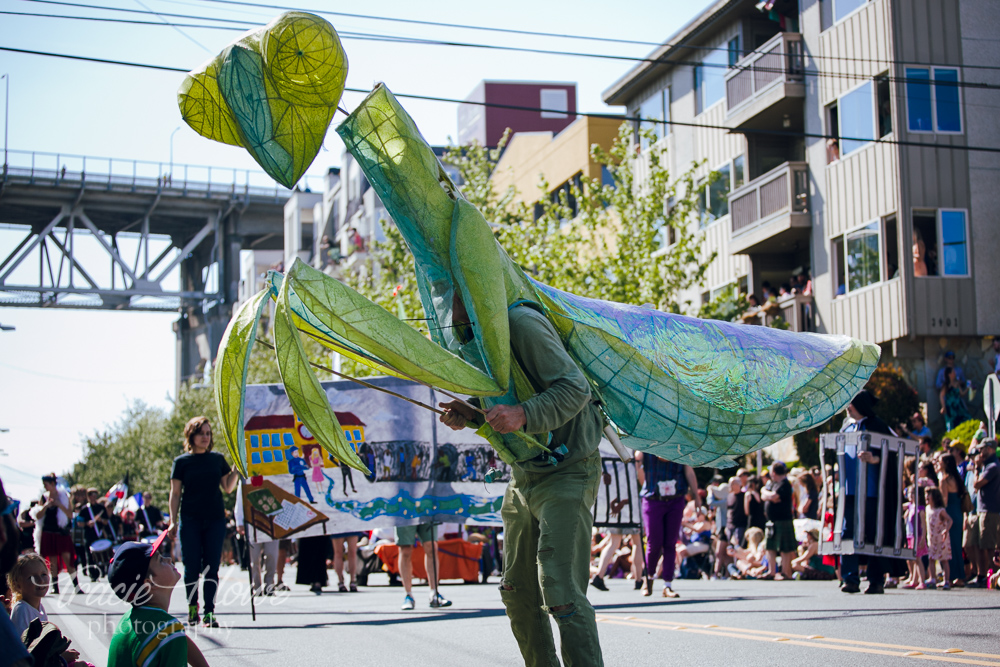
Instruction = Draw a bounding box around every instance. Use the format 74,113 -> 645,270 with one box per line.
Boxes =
0,207 -> 67,283
603,425 -> 633,463
75,210 -> 139,283
152,216 -> 216,284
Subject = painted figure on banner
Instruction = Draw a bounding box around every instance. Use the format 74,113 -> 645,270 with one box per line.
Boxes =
286,446 -> 316,504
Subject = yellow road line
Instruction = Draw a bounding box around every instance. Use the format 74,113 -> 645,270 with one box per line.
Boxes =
595,616 -> 1000,666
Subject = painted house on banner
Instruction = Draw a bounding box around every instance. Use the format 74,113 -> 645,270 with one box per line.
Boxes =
244,412 -> 367,476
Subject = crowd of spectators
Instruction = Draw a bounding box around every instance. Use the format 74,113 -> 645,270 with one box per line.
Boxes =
585,439 -> 1000,593
588,463 -> 837,590
740,273 -> 813,325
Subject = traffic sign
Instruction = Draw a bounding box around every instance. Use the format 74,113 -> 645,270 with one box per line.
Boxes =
984,375 -> 1000,439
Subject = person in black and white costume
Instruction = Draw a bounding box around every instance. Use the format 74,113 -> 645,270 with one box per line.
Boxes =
839,390 -> 899,594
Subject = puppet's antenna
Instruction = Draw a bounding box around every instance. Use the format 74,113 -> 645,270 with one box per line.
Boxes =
294,325 -> 487,417
254,339 -> 445,415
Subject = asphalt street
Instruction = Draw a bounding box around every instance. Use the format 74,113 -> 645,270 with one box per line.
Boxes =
47,567 -> 1000,667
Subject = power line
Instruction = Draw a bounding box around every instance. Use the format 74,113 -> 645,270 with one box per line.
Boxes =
0,10 -> 253,30
133,0 -> 212,53
3,44 -> 998,154
185,0 -> 1000,74
8,4 -> 1000,92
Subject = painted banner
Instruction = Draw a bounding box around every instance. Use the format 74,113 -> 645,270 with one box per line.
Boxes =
238,377 -> 641,543
239,377 -> 510,543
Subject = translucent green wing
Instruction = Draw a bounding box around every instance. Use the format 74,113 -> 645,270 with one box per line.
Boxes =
533,281 -> 879,467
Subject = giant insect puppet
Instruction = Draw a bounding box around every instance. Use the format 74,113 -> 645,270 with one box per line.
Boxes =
179,12 -> 880,478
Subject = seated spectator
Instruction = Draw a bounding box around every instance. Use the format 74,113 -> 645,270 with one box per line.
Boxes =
676,507 -> 713,580
900,412 -> 932,441
727,527 -> 767,578
778,283 -> 792,300
790,529 -> 836,580
7,553 -> 92,666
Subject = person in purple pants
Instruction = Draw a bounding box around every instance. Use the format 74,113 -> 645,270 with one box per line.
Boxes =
635,452 -> 700,598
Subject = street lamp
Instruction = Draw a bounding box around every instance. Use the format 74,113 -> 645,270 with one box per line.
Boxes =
169,125 -> 181,182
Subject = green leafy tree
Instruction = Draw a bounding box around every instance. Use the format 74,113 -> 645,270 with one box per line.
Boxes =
865,363 -> 921,434
67,400 -> 177,507
350,123 -> 714,321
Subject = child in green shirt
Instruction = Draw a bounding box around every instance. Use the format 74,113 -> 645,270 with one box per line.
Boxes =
107,533 -> 208,667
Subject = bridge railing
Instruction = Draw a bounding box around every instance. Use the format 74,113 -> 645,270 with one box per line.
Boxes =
1,149 -> 323,200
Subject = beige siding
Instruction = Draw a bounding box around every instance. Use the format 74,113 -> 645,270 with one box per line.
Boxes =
700,217 -> 750,294
912,278 -> 977,337
693,103 -> 746,180
819,0 -> 894,105
817,0 -> 905,341
824,140 -> 898,239
829,277 -> 904,344
892,0 -> 977,336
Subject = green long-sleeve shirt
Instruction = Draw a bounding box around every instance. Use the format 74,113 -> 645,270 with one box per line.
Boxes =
508,305 -> 603,473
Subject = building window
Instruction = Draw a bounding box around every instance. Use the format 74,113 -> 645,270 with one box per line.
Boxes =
876,74 -> 892,137
905,68 -> 962,134
695,47 -> 728,114
839,81 -> 874,155
540,89 -> 569,118
727,36 -> 741,68
833,220 -> 882,295
733,154 -> 745,189
883,215 -> 899,280
912,211 -> 938,276
834,0 -> 868,23
912,210 -> 970,277
820,0 -> 834,31
638,89 -> 669,148
700,163 -> 731,227
826,102 -> 840,163
601,165 -> 616,189
940,210 -> 969,276
845,222 -> 881,292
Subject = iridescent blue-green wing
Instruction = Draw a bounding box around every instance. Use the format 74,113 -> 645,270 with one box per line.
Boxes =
532,281 -> 878,467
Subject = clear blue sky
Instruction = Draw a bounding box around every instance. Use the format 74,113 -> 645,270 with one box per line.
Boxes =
0,0 -> 709,502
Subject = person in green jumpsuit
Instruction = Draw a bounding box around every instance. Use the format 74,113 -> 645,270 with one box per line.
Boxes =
441,295 -> 605,667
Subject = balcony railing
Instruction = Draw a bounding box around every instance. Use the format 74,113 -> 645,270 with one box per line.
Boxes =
730,161 -> 808,237
725,32 -> 804,113
741,294 -> 815,332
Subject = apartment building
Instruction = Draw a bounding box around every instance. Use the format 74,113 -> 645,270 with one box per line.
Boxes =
459,81 -> 578,148
603,0 -> 1000,429
298,81 -> 589,277
490,114 -> 621,212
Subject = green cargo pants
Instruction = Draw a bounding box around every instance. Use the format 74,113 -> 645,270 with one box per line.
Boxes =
499,450 -> 604,667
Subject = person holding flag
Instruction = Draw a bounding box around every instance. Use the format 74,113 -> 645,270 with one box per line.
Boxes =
138,492 -> 166,538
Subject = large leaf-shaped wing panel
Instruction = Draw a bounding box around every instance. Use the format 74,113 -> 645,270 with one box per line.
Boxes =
532,281 -> 879,466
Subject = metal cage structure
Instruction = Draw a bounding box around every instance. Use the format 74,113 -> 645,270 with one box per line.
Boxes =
820,432 -> 919,559
592,456 -> 641,529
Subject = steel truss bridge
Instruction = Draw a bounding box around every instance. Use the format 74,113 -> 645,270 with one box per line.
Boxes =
0,149 -> 300,387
